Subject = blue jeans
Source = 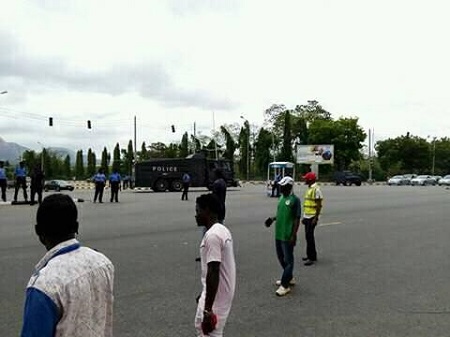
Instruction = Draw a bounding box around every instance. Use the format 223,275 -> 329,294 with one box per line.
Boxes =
275,240 -> 295,288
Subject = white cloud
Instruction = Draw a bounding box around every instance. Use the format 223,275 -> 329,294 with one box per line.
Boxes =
1,0 -> 450,155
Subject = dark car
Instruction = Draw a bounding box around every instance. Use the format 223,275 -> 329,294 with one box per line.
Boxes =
334,171 -> 363,186
44,180 -> 75,192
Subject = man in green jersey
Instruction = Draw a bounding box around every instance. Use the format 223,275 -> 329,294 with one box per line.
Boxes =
265,176 -> 301,296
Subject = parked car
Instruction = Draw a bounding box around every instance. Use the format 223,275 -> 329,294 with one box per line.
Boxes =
438,175 -> 450,186
44,180 -> 75,192
387,175 -> 409,186
334,171 -> 363,186
410,175 -> 436,186
402,174 -> 417,185
431,175 -> 442,184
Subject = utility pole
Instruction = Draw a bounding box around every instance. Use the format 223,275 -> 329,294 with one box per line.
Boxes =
133,115 -> 137,184
432,137 -> 436,175
368,128 -> 373,183
212,112 -> 218,160
240,116 -> 250,181
193,121 -> 197,153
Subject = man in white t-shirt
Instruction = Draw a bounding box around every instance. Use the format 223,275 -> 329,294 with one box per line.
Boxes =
195,193 -> 236,337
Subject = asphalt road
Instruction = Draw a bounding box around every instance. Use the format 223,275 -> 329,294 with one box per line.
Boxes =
1,184 -> 450,337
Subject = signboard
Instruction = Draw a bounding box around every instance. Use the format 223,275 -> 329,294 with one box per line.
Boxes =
296,145 -> 334,164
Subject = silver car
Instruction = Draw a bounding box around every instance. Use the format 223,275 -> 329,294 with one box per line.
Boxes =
438,175 -> 450,186
387,175 -> 408,186
410,175 -> 436,186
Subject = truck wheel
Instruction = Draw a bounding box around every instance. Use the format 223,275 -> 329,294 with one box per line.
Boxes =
355,181 -> 362,186
170,180 -> 183,192
154,179 -> 168,192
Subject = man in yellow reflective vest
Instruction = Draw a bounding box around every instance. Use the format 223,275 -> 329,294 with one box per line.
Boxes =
301,172 -> 323,266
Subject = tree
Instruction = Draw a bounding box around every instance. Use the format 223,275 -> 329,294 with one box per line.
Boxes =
294,100 -> 332,122
101,147 -> 109,175
165,143 -> 179,158
280,110 -> 294,162
220,125 -> 238,162
113,143 -> 121,169
433,138 -> 450,175
376,134 -> 430,175
254,127 -> 274,178
238,121 -> 250,178
148,142 -> 167,158
140,141 -> 150,161
308,117 -> 366,170
87,148 -> 96,177
75,150 -> 84,179
180,132 -> 189,157
63,155 -> 71,178
123,140 -> 134,175
190,135 -> 201,153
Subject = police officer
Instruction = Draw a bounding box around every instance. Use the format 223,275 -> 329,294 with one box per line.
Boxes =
30,164 -> 45,205
109,168 -> 121,203
181,172 -> 191,201
93,168 -> 106,203
271,171 -> 282,198
0,161 -> 7,202
14,161 -> 28,203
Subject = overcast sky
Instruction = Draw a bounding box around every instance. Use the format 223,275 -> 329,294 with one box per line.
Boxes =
1,0 -> 449,154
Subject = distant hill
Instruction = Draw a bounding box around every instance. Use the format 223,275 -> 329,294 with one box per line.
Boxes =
47,147 -> 76,162
0,137 -> 29,163
0,137 -> 76,164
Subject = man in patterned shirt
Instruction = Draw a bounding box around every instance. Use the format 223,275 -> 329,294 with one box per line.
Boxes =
21,194 -> 114,337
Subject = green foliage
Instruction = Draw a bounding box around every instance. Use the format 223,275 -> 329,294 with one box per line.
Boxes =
63,155 -> 71,178
238,121 -> 250,178
140,141 -> 150,160
254,128 -> 274,177
220,126 -> 238,162
113,143 -> 121,170
308,117 -> 366,170
87,148 -> 96,177
376,134 -> 450,176
75,150 -> 84,179
101,147 -> 109,175
280,111 -> 294,162
180,133 -> 189,158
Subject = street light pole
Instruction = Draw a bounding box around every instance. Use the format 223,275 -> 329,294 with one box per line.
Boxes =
432,137 -> 436,175
37,142 -> 44,172
240,116 -> 250,181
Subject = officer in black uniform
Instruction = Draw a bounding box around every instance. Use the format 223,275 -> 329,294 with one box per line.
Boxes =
30,164 -> 45,205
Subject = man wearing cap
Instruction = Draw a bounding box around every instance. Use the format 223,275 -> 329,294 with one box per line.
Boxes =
302,172 -> 323,266
265,176 -> 301,296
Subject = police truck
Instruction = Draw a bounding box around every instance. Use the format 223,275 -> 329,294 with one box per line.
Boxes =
134,152 -> 239,192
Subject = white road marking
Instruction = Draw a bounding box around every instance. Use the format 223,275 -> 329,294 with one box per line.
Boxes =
318,221 -> 342,227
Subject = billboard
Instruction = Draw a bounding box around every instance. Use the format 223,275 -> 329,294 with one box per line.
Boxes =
296,145 -> 334,164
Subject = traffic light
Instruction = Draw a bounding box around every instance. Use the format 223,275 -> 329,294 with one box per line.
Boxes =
49,117 -> 53,126
87,120 -> 92,129
171,125 -> 175,133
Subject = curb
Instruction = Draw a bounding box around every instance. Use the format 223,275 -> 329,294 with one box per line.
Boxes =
239,181 -> 387,186
0,198 -> 85,206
